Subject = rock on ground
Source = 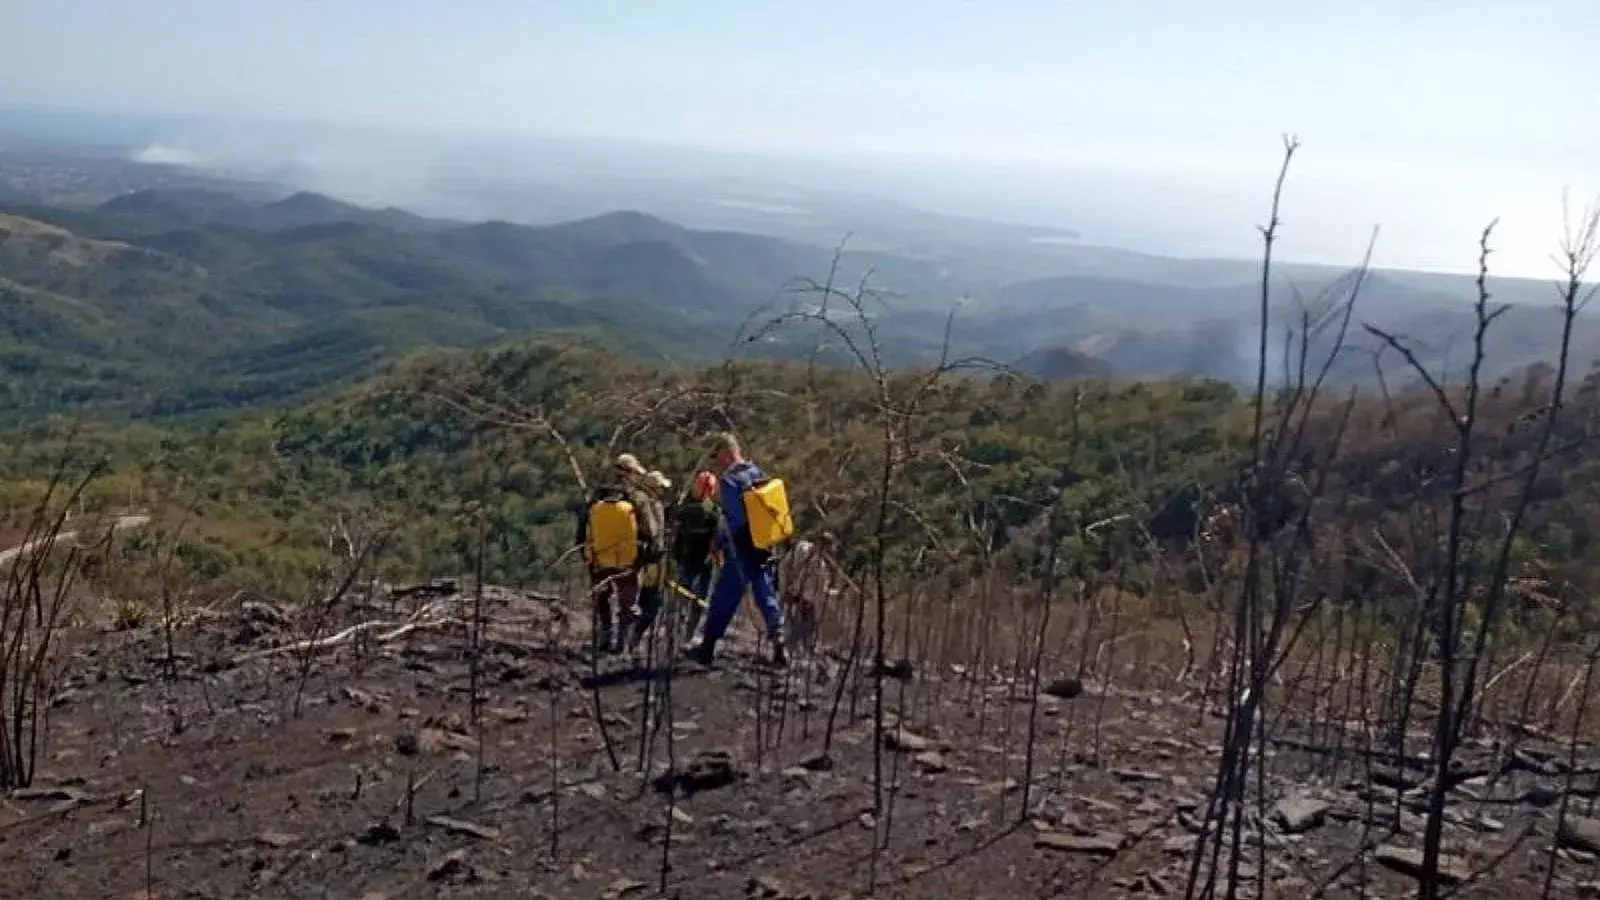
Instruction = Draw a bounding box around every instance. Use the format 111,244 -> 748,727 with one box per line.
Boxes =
1561,816 -> 1600,854
1035,830 -> 1127,856
1271,792 -> 1331,834
1373,844 -> 1468,884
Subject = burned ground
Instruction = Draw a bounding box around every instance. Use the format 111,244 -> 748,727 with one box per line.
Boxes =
2,586 -> 1598,900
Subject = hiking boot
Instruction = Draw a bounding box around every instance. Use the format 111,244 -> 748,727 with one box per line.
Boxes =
684,639 -> 717,667
770,636 -> 789,669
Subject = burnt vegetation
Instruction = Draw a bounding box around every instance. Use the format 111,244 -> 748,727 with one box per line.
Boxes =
2,145 -> 1600,898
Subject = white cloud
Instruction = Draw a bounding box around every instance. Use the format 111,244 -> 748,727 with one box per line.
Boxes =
131,143 -> 205,166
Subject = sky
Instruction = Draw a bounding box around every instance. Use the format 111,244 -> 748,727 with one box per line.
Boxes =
3,0 -> 1598,276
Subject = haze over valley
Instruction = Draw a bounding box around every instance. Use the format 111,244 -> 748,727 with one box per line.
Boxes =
0,0 -> 1592,418
0,110 -> 1593,421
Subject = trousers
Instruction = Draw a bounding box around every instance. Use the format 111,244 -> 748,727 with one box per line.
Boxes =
589,567 -> 639,652
701,533 -> 784,643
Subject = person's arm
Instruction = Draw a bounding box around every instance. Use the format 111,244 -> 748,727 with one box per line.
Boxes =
573,497 -> 590,564
669,510 -> 687,562
719,462 -> 759,540
651,501 -> 668,557
629,492 -> 658,569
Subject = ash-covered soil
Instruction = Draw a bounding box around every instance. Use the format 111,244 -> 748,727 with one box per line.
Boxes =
1,585 -> 1596,899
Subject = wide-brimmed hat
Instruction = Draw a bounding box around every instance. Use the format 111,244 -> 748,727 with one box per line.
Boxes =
614,453 -> 647,477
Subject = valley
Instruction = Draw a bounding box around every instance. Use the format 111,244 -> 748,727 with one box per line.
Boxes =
0,143 -> 1592,427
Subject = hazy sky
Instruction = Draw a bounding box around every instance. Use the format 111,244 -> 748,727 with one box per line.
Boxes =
4,0 -> 1598,275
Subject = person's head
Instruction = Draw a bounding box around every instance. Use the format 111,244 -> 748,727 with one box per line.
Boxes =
691,470 -> 718,501
644,470 -> 672,495
708,431 -> 743,473
614,453 -> 647,484
818,531 -> 839,555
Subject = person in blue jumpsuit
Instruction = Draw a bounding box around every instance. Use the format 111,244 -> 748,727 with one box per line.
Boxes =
684,431 -> 787,667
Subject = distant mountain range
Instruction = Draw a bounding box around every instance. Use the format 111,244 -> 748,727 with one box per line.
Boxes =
0,184 -> 996,419
98,187 -> 448,234
0,160 -> 1591,423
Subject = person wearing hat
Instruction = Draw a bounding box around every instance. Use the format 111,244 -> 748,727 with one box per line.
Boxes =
574,453 -> 662,655
625,469 -> 674,654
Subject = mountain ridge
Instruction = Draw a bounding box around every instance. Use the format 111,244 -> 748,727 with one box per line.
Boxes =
0,184 -> 1591,424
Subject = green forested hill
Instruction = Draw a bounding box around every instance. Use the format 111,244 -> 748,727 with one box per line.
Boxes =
0,337 -> 1248,595
5,332 -> 1596,629
1,184 -> 1591,428
0,193 -> 922,420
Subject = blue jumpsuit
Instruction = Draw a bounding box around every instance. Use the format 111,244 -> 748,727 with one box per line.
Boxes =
700,459 -> 785,643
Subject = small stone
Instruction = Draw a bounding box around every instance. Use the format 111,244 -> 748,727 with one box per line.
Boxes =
1271,792 -> 1331,834
50,689 -> 86,708
356,821 -> 400,845
884,729 -> 934,753
326,727 -> 359,745
1562,817 -> 1600,854
1163,835 -> 1198,855
12,786 -> 90,803
342,686 -> 380,709
1519,786 -> 1563,807
86,819 -> 124,839
1371,767 -> 1423,790
426,816 -> 500,840
912,751 -> 949,773
423,728 -> 478,752
873,658 -> 915,681
1124,817 -> 1163,838
781,766 -> 813,790
1373,844 -> 1467,883
255,832 -> 297,848
987,777 -> 1022,794
427,849 -> 474,883
1035,830 -> 1126,856
747,874 -> 787,897
601,877 -> 650,899
1044,677 -> 1084,699
651,749 -> 746,796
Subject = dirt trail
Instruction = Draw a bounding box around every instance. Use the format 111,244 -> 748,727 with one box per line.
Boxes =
0,514 -> 150,565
